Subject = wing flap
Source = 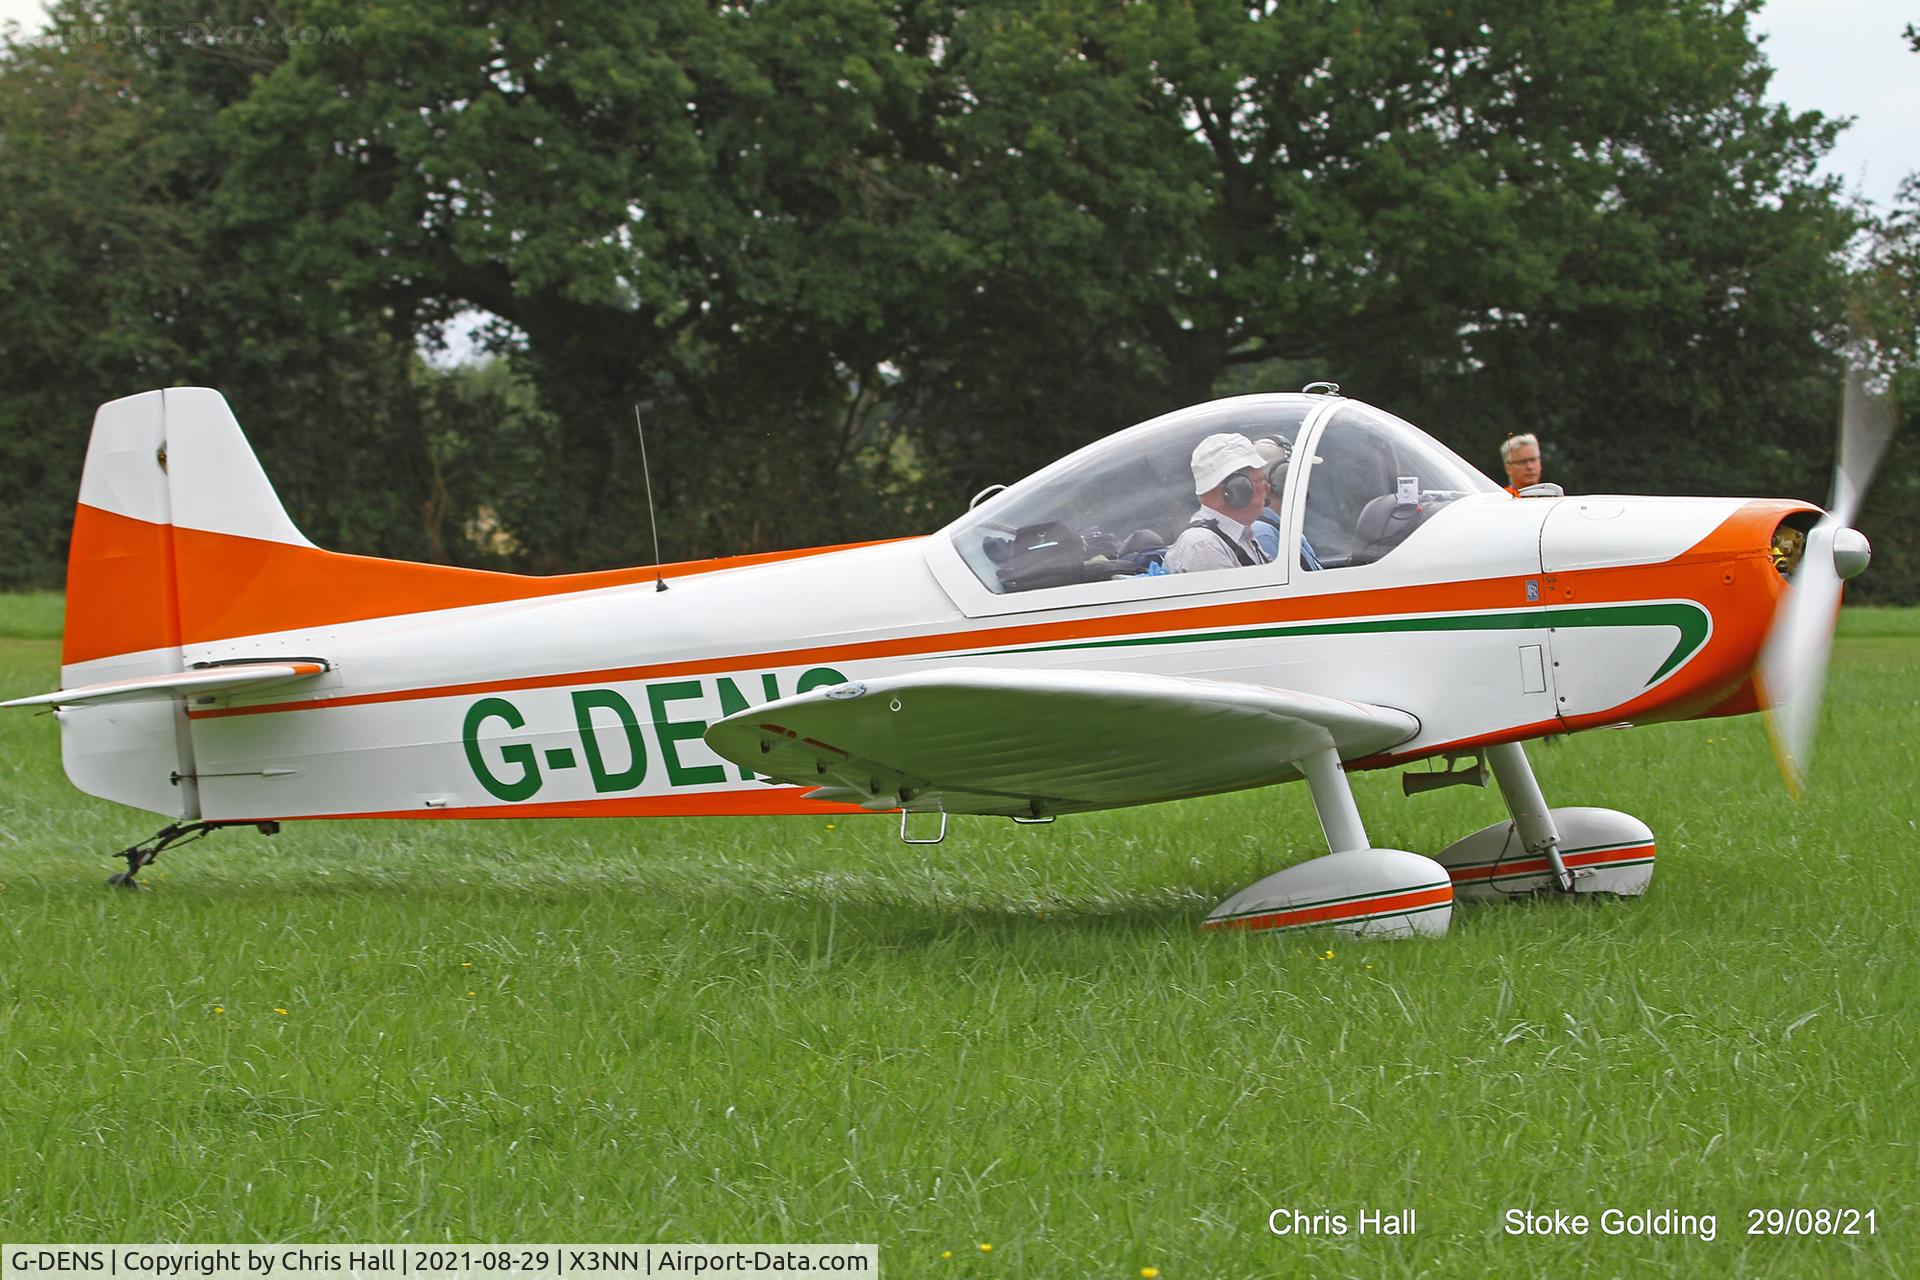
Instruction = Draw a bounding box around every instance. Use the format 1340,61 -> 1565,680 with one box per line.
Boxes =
706,668 -> 1417,817
1,660 -> 330,709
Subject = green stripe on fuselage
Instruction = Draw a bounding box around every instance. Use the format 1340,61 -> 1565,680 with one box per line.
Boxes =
972,602 -> 1709,688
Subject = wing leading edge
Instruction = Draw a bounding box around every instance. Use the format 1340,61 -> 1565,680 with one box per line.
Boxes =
704,668 -> 1418,818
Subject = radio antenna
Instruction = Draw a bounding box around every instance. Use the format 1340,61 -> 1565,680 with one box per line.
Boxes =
633,404 -> 668,592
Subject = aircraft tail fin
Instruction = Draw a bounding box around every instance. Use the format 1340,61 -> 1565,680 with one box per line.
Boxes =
56,388 -> 316,817
64,387 -> 314,670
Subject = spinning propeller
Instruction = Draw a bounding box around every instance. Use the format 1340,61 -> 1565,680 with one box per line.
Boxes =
1755,367 -> 1895,796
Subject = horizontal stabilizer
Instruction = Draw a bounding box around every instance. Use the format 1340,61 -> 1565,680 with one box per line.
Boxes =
705,668 -> 1418,818
2,660 -> 329,709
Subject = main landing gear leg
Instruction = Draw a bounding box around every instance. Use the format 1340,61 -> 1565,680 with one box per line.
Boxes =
1204,746 -> 1454,938
1485,742 -> 1574,892
106,821 -> 279,888
1434,744 -> 1658,899
1299,745 -> 1369,855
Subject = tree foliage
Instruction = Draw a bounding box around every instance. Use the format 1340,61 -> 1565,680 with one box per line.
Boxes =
1846,174 -> 1920,602
0,21 -> 200,585
0,0 -> 447,581
0,0 -> 1906,594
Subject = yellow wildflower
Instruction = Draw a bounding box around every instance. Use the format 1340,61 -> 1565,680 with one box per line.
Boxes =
273,1007 -> 287,1016
978,1243 -> 992,1253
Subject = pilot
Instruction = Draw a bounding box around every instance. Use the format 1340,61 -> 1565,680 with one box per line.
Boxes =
1251,437 -> 1324,571
1165,434 -> 1271,572
1501,433 -> 1543,495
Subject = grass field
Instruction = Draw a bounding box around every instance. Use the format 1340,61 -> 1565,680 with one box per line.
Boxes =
1,593 -> 1914,1277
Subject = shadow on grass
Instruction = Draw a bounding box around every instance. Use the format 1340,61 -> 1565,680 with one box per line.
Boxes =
29,828 -> 1662,972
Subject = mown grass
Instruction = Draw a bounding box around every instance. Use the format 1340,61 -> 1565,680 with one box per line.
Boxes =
2,596 -> 1915,1277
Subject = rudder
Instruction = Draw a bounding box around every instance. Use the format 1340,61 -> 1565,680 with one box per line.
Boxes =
59,387 -> 311,816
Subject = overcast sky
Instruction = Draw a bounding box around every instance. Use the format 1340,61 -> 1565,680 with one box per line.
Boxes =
1752,0 -> 1916,208
1,0 -> 1912,208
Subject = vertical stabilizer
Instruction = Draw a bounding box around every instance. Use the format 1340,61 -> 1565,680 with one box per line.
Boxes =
58,388 -> 309,817
161,386 -> 313,548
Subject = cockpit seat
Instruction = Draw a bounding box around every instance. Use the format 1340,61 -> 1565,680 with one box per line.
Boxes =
1351,494 -> 1428,565
1113,528 -> 1170,576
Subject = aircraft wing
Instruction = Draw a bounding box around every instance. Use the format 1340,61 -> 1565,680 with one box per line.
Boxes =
704,668 -> 1418,817
0,660 -> 329,709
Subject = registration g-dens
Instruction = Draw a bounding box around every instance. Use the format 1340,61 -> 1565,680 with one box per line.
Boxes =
8,1255 -> 109,1273
5,378 -> 1887,938
3,1255 -> 245,1279
9,1253 -> 254,1279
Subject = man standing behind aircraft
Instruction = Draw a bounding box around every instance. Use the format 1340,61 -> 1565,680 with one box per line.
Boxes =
1501,433 -> 1543,494
1165,434 -> 1272,572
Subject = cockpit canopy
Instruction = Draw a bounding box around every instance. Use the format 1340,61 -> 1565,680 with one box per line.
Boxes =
947,394 -> 1500,594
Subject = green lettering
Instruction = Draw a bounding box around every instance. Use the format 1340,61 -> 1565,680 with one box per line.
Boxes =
713,677 -> 757,781
462,698 -> 542,802
795,666 -> 849,694
572,688 -> 648,792
647,680 -> 725,787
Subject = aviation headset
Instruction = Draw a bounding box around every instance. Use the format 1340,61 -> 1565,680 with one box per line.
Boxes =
1221,438 -> 1292,512
1221,471 -> 1257,511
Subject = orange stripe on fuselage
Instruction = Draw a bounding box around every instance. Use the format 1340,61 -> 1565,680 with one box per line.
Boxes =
60,502 -> 904,667
280,787 -> 871,822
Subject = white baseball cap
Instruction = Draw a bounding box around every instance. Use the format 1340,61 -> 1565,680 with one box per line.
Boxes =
1189,433 -> 1266,495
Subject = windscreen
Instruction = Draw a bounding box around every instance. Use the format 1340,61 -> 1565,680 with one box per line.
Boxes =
947,397 -> 1318,593
1300,403 -> 1501,568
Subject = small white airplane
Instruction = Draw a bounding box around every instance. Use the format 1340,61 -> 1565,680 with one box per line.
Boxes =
4,381 -> 1889,936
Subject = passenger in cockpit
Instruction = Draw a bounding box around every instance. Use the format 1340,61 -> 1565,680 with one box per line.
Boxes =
1164,435 -> 1271,573
1251,437 -> 1324,571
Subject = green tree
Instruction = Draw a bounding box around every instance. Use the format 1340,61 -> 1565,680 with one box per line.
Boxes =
0,1 -> 491,581
215,0 -> 963,568
1846,174 -> 1920,602
0,24 -> 201,586
2,0 -> 1880,594
880,0 -> 1857,514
